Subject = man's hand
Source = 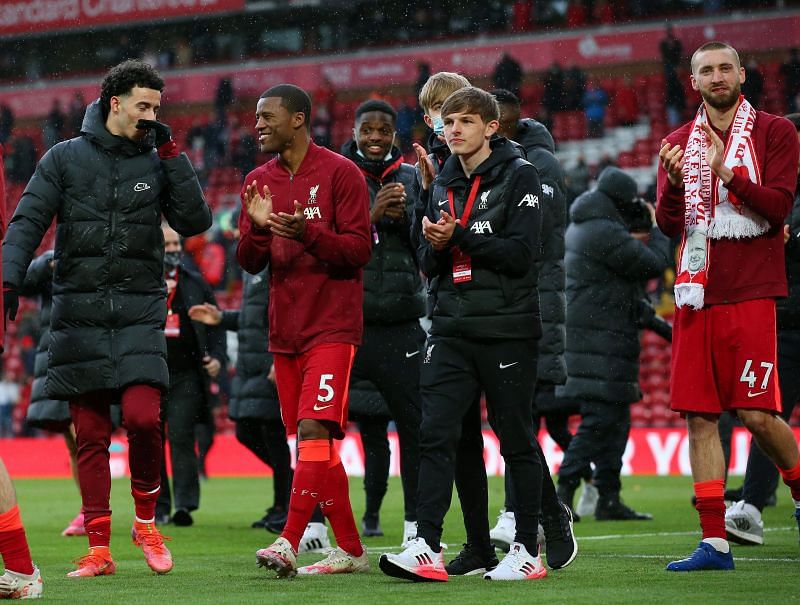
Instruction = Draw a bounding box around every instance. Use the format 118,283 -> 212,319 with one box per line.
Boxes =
136,119 -> 173,148
267,363 -> 276,384
244,181 -> 273,229
203,355 -> 221,379
371,183 -> 406,223
422,211 -> 457,251
414,143 -> 436,191
188,303 -> 222,326
659,139 -> 685,188
3,285 -> 18,322
785,224 -> 792,244
699,122 -> 734,183
268,201 -> 307,240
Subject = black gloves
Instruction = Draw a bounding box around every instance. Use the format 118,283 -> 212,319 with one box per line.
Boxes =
136,119 -> 173,148
3,284 -> 18,322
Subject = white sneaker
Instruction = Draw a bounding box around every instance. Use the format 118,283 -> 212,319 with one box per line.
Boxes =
0,566 -> 42,599
298,546 -> 370,575
379,537 -> 448,582
298,522 -> 331,554
256,536 -> 298,578
725,500 -> 764,545
401,520 -> 417,548
576,482 -> 599,518
489,510 -> 516,553
484,542 -> 547,581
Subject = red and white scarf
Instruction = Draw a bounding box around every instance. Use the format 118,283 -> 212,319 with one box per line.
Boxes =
674,96 -> 766,310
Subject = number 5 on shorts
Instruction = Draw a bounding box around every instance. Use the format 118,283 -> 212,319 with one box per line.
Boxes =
317,373 -> 335,402
739,359 -> 773,391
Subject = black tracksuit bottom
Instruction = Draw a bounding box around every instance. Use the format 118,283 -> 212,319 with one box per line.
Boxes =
720,329 -> 800,509
416,335 -> 543,553
158,369 -> 206,514
557,400 -> 631,498
351,320 -> 424,522
235,418 -> 293,511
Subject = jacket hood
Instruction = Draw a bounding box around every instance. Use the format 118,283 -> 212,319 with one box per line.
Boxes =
436,137 -> 522,186
81,99 -> 154,156
340,139 -> 404,180
570,188 -> 625,225
427,130 -> 450,163
515,118 -> 555,153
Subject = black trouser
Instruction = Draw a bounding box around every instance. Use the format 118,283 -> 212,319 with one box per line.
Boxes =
351,321 -> 424,522
720,329 -> 800,510
235,418 -> 293,510
158,369 -> 206,514
356,416 -> 391,519
504,385 -> 577,513
195,413 -> 215,477
558,400 -> 631,499
416,336 -> 542,552
454,397 -> 490,548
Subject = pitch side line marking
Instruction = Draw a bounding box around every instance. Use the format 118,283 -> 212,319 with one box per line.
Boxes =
363,526 -> 798,553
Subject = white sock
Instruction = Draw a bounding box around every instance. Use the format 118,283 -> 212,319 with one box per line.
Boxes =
135,516 -> 155,524
793,499 -> 800,509
702,537 -> 730,553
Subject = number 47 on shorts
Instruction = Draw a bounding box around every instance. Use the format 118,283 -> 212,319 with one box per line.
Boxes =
739,359 -> 774,397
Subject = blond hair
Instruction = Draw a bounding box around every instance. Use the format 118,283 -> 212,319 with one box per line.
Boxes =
418,72 -> 471,115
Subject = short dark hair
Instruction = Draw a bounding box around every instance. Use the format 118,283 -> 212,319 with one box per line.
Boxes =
441,86 -> 499,124
100,60 -> 165,117
355,100 -> 397,123
785,113 -> 800,131
261,84 -> 312,131
691,41 -> 740,73
490,89 -> 520,110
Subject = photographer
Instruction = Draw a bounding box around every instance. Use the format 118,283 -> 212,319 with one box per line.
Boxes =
556,167 -> 670,520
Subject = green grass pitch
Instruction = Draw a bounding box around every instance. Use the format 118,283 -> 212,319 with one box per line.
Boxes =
15,475 -> 800,604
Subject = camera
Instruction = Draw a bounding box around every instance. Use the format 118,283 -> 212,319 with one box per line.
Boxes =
637,298 -> 672,342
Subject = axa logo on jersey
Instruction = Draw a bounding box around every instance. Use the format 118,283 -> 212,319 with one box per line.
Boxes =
518,193 -> 539,208
470,220 -> 493,234
304,206 -> 322,220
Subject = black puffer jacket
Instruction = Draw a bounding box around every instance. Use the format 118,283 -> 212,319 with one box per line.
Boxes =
20,251 -> 70,429
778,182 -> 800,330
420,137 -> 543,340
341,142 -> 424,324
222,270 -> 281,421
513,118 -> 567,386
556,188 -> 670,404
2,100 -> 211,399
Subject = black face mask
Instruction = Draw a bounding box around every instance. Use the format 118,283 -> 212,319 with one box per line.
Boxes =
164,251 -> 182,270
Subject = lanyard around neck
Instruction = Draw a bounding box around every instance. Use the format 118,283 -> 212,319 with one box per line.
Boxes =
447,175 -> 482,227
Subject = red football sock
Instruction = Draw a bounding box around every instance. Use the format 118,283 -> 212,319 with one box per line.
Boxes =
85,514 -> 111,549
0,506 -> 34,575
778,459 -> 800,501
694,479 -> 726,539
320,446 -> 363,557
281,439 -> 330,552
131,486 -> 160,522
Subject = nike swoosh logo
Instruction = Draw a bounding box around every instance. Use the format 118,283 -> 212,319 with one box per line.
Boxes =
499,362 -> 518,369
405,351 -> 420,358
747,390 -> 767,398
438,200 -> 448,206
134,182 -> 151,192
313,403 -> 334,411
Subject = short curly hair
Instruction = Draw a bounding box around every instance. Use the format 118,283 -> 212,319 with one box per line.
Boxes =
100,60 -> 165,116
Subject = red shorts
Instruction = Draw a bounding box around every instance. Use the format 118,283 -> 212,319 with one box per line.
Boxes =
273,343 -> 356,439
670,298 -> 781,415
